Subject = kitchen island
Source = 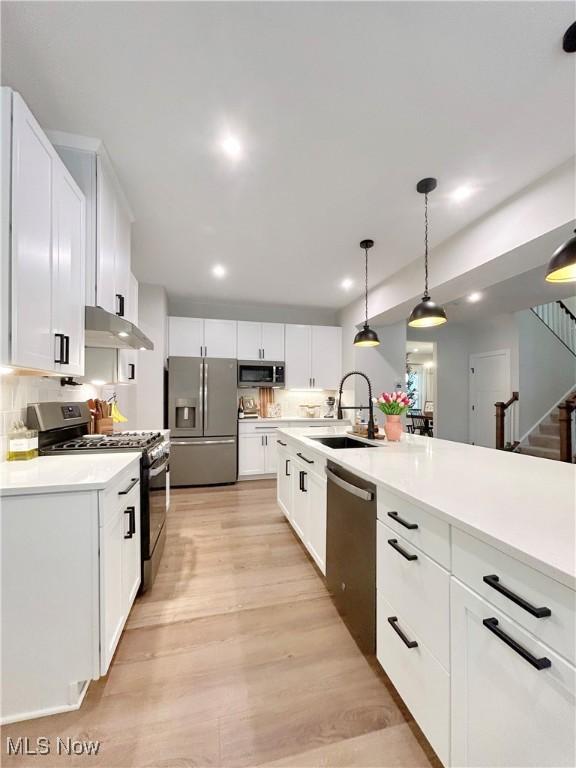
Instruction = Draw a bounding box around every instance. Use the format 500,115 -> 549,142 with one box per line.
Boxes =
276,426 -> 576,768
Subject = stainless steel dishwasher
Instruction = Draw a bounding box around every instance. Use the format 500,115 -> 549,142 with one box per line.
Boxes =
325,460 -> 377,655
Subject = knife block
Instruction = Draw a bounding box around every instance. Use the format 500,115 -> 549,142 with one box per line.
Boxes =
95,417 -> 114,435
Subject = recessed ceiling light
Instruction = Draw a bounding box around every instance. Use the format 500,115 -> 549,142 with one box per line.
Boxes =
118,331 -> 129,338
341,278 -> 353,290
467,292 -> 482,303
219,134 -> 243,161
212,264 -> 227,278
451,184 -> 475,203
139,347 -> 147,351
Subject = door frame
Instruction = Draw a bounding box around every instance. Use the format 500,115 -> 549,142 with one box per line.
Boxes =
469,349 -> 511,446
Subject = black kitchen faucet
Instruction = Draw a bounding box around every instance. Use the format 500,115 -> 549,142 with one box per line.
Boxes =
336,371 -> 376,440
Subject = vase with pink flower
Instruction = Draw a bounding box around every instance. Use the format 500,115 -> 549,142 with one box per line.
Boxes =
376,391 -> 412,441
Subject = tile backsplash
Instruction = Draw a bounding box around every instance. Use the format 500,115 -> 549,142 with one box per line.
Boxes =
0,374 -> 101,460
238,388 -> 339,418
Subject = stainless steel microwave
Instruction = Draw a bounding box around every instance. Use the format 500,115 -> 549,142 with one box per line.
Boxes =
237,361 -> 285,388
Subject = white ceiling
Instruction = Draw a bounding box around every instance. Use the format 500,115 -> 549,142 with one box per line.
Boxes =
2,1 -> 574,309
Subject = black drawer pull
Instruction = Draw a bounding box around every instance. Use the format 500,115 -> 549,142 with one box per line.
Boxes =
483,575 -> 551,619
116,293 -> 125,317
387,510 -> 418,530
388,616 -> 418,648
124,506 -> 136,538
387,538 -> 418,561
119,477 -> 139,495
299,470 -> 307,492
277,440 -> 287,446
482,618 -> 551,670
297,452 -> 314,464
285,459 -> 290,477
54,333 -> 65,364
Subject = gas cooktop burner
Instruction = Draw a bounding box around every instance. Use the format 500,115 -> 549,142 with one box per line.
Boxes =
43,431 -> 164,454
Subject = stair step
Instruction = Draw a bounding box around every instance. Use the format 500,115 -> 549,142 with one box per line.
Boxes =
529,434 -> 560,449
540,422 -> 561,436
517,445 -> 561,461
549,411 -> 560,423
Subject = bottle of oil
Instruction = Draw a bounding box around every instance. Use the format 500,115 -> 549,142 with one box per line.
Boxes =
7,420 -> 39,461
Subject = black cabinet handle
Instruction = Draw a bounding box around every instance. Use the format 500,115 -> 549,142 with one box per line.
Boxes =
297,452 -> 314,464
119,477 -> 139,495
387,538 -> 418,561
277,440 -> 287,446
387,510 -> 418,530
299,470 -> 307,492
128,363 -> 136,380
63,335 -> 70,364
483,575 -> 551,619
124,505 -> 136,538
388,616 -> 418,648
116,293 -> 125,317
54,333 -> 65,364
285,459 -> 290,477
482,618 -> 551,670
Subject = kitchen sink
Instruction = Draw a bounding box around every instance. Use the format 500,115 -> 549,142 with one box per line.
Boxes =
310,436 -> 378,449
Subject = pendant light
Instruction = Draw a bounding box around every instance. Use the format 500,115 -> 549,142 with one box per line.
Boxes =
545,229 -> 576,283
408,177 -> 447,328
353,239 -> 380,347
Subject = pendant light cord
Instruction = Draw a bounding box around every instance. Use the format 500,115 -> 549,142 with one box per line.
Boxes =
424,191 -> 429,298
364,245 -> 369,324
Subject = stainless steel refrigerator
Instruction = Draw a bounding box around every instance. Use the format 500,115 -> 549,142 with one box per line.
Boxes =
167,357 -> 238,486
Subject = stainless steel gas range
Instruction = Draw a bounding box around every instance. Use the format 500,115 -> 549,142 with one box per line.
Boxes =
27,401 -> 169,592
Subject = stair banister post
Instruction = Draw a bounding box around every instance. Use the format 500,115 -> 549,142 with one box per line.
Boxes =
495,401 -> 505,450
558,402 -> 573,463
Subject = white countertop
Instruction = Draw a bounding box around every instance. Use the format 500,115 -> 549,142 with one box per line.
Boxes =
239,417 -> 348,423
0,452 -> 141,496
279,426 -> 576,589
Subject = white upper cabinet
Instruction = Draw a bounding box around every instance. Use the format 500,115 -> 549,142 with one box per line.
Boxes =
168,317 -> 236,358
285,324 -> 342,389
96,155 -> 117,315
5,90 -> 86,374
237,321 -> 284,360
113,198 -> 131,319
311,325 -> 342,390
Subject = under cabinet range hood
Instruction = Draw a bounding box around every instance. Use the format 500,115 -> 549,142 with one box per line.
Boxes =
84,306 -> 154,350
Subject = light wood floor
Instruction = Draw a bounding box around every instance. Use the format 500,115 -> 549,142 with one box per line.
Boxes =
3,480 -> 439,768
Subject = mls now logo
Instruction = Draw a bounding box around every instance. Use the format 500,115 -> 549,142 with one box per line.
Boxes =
6,737 -> 101,756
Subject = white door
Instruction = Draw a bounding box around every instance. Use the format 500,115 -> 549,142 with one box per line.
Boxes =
237,321 -> 261,360
96,156 -> 117,315
290,457 -> 308,541
311,326 -> 342,389
261,323 -> 285,361
451,579 -> 576,768
306,473 -> 326,574
204,319 -> 237,358
276,444 -> 292,519
470,350 -> 511,447
52,165 -> 86,376
169,317 -> 204,357
100,509 -> 126,674
263,431 -> 278,474
285,325 -> 312,388
238,434 -> 266,476
121,493 -> 141,614
10,92 -> 56,371
127,273 -> 139,325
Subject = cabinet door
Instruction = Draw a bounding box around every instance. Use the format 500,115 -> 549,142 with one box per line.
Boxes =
311,326 -> 342,390
238,434 -> 266,476
114,203 -> 131,318
306,473 -> 326,574
290,458 -> 308,541
237,321 -> 261,360
10,92 -> 56,371
127,272 -> 138,325
52,164 -> 86,376
168,317 -> 204,357
100,509 -> 126,675
261,323 -> 285,361
285,325 -> 311,389
96,156 -> 117,315
276,444 -> 292,519
451,579 -> 576,768
204,319 -> 237,358
117,349 -> 137,383
121,494 -> 141,615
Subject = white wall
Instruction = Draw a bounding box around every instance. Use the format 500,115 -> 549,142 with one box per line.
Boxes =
168,297 -> 337,326
136,283 -> 168,429
518,309 -> 576,438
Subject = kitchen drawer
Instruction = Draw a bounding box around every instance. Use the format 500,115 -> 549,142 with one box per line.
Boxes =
377,592 -> 450,766
292,447 -> 326,480
377,486 -> 450,569
100,462 -> 140,527
377,521 -> 450,670
453,528 -> 576,664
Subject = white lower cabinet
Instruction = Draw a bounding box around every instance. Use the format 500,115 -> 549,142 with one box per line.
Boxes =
451,578 -> 576,768
276,442 -> 292,518
305,471 -> 326,574
238,433 -> 267,476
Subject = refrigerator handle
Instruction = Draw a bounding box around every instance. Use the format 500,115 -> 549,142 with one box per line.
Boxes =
199,361 -> 204,431
204,360 -> 208,431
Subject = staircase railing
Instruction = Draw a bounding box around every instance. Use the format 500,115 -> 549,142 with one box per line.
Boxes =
495,392 -> 519,450
532,300 -> 576,356
558,394 -> 576,463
